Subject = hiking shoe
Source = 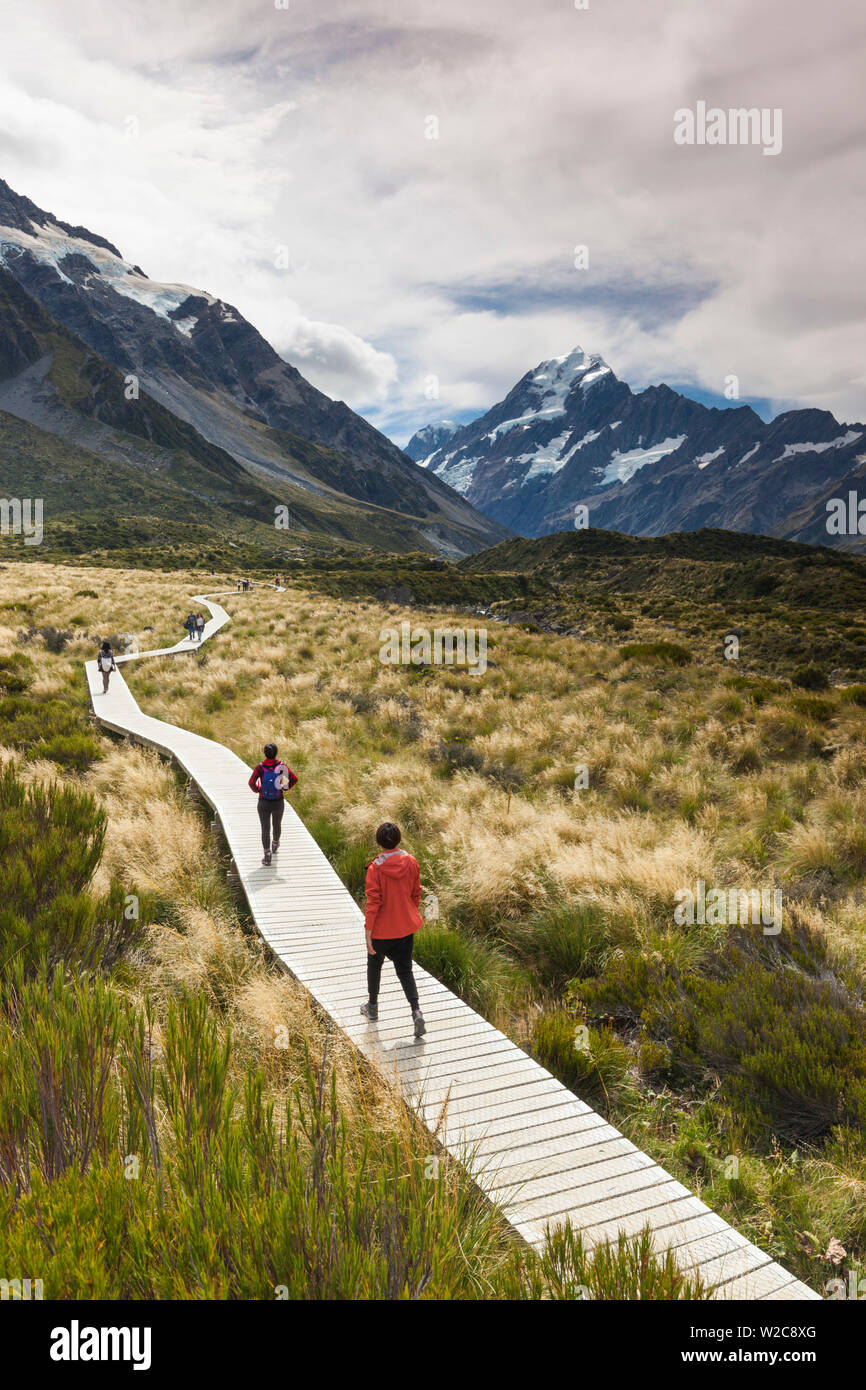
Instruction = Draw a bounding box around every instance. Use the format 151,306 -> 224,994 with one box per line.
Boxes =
271,839 -> 280,854
412,1008 -> 426,1038
262,850 -> 272,866
360,1002 -> 378,1022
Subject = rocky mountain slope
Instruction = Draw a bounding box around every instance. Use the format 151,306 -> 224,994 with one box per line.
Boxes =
0,178 -> 509,557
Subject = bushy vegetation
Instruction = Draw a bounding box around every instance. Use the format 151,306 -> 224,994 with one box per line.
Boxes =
574,928 -> 866,1143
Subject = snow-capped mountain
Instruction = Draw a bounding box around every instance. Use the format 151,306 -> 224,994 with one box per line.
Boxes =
404,419 -> 460,463
405,348 -> 866,549
0,178 -> 509,556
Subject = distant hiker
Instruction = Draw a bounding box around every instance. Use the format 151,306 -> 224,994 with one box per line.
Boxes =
275,574 -> 283,590
184,612 -> 196,642
195,612 -> 205,642
236,578 -> 242,592
361,823 -> 425,1037
249,742 -> 298,865
97,640 -> 117,694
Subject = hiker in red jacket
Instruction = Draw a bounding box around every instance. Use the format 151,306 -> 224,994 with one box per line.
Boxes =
248,742 -> 298,866
361,822 -> 425,1037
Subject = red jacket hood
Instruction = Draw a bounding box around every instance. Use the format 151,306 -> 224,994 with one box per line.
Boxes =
370,850 -> 416,878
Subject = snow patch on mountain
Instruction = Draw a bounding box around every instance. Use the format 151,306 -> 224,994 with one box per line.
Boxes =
774,430 -> 862,462
599,435 -> 687,485
489,348 -> 610,441
435,455 -> 481,494
0,218 -> 216,330
696,446 -> 725,469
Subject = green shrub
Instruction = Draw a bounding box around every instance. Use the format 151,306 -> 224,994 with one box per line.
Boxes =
413,924 -> 518,1013
791,695 -> 836,722
729,740 -> 762,775
531,1011 -> 631,1106
336,841 -> 371,897
638,1038 -> 672,1082
619,641 -> 691,667
759,709 -> 824,761
509,903 -> 610,991
304,813 -> 349,862
526,1223 -> 710,1301
792,665 -> 829,691
431,739 -> 484,777
37,731 -> 103,771
577,931 -> 866,1145
0,764 -> 148,979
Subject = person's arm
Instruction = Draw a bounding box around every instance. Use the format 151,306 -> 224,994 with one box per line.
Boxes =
248,764 -> 262,794
410,858 -> 421,910
284,766 -> 298,791
364,861 -> 381,953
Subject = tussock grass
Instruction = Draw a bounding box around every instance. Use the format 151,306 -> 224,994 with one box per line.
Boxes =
4,558 -> 866,1296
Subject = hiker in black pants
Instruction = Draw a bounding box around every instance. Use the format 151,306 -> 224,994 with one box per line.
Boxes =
97,641 -> 117,693
361,823 -> 426,1037
248,742 -> 298,865
195,612 -> 205,642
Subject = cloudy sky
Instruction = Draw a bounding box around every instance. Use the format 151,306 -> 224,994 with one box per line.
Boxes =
1,0 -> 864,443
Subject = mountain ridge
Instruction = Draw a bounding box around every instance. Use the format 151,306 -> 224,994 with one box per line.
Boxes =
407,348 -> 866,550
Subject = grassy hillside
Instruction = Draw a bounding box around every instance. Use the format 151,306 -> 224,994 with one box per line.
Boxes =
0,408 -> 505,568
284,527 -> 866,687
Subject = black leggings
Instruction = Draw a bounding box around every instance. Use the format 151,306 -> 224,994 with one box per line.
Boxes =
367,933 -> 419,1009
257,798 -> 284,851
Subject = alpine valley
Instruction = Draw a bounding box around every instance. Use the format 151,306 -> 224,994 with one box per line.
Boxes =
0,178 -> 510,565
406,348 -> 866,551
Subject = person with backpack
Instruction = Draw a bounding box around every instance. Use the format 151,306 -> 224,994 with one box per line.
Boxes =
195,612 -> 205,642
248,742 -> 298,865
97,640 -> 117,694
361,823 -> 426,1037
184,612 -> 196,643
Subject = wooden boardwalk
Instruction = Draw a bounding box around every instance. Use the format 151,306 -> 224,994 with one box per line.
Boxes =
85,591 -> 820,1301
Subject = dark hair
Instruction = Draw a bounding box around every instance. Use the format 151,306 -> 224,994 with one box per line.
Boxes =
100,640 -> 112,651
376,822 -> 401,850
263,742 -> 278,759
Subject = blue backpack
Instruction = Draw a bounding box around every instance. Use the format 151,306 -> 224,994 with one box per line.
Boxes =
260,764 -> 283,800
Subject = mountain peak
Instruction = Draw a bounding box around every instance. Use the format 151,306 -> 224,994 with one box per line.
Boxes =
529,346 -> 611,392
